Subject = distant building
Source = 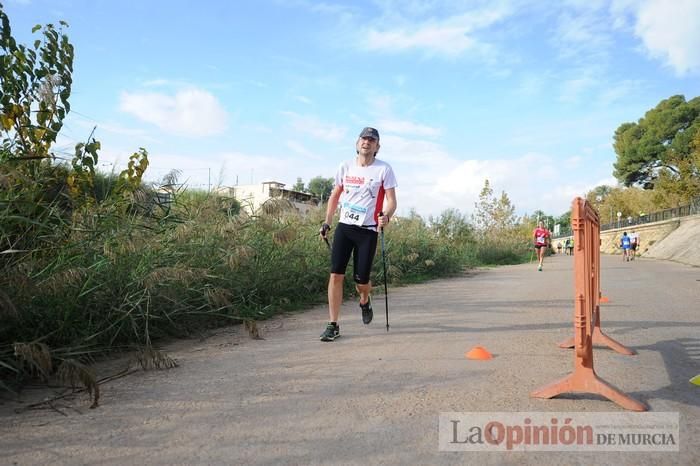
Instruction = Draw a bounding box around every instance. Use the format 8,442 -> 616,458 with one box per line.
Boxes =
221,181 -> 319,215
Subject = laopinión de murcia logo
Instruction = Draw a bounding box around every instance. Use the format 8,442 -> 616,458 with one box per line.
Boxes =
438,412 -> 679,452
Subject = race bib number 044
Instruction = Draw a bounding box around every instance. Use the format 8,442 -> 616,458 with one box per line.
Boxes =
344,211 -> 361,223
341,202 -> 368,226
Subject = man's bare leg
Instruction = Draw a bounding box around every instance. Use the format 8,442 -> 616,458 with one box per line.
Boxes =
328,273 -> 344,322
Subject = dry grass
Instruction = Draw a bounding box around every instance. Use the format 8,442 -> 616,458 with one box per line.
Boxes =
13,342 -> 52,380
404,252 -> 419,263
226,245 -> 256,269
260,198 -> 295,216
134,347 -> 178,371
205,287 -> 234,309
244,320 -> 264,340
57,358 -> 100,409
143,266 -> 207,289
40,267 -> 87,293
0,289 -> 18,319
273,227 -> 296,245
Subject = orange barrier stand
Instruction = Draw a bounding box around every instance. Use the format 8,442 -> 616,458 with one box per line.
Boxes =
531,197 -> 646,411
558,301 -> 636,355
558,221 -> 635,355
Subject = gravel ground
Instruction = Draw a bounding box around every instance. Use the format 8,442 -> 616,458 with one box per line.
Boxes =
1,254 -> 698,465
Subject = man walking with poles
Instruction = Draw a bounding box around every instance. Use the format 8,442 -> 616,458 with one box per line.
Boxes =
318,127 -> 398,341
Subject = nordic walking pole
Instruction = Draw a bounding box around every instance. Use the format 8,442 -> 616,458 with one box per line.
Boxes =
379,213 -> 389,332
320,223 -> 331,251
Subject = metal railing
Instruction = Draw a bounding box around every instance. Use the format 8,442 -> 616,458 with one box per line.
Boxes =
553,196 -> 700,238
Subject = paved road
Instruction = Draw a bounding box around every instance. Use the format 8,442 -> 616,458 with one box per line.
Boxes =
2,254 -> 699,465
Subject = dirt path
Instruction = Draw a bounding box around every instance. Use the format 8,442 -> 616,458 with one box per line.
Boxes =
1,255 -> 699,465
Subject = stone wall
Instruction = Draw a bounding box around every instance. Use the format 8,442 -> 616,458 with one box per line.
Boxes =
599,221 -> 679,255
643,215 -> 700,266
552,214 -> 700,267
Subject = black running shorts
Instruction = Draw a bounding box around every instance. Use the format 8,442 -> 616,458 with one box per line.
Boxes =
330,223 -> 378,284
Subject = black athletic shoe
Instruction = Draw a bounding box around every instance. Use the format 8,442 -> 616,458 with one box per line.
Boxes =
360,297 -> 373,325
320,322 -> 340,341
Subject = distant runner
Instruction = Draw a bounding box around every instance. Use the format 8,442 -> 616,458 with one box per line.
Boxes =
629,230 -> 640,260
620,232 -> 632,262
532,220 -> 551,271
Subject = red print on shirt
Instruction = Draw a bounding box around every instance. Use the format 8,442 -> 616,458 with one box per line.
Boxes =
345,175 -> 365,186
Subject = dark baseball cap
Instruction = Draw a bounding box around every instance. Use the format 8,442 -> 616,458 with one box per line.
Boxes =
358,127 -> 379,140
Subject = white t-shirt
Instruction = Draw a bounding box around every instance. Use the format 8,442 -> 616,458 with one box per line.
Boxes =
335,158 -> 397,231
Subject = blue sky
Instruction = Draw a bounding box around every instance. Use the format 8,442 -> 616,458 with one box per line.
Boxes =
4,0 -> 700,218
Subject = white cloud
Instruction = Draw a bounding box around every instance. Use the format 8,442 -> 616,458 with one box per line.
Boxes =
364,23 -> 476,57
360,7 -> 512,57
612,0 -> 700,75
559,73 -> 599,102
293,95 -> 313,104
514,74 -> 548,97
379,134 -> 453,165
555,11 -> 612,54
285,140 -> 322,160
142,79 -> 172,87
565,155 -> 583,167
73,118 -> 154,140
281,111 -> 347,142
240,123 -> 274,134
633,0 -> 700,75
434,154 -> 576,215
393,75 -> 407,87
383,145 -> 600,218
551,7 -> 613,67
119,88 -> 228,137
434,153 -> 556,197
596,79 -> 646,106
563,0 -> 608,10
377,119 -> 442,138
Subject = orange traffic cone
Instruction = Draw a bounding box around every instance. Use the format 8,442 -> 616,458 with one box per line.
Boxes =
465,346 -> 493,360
